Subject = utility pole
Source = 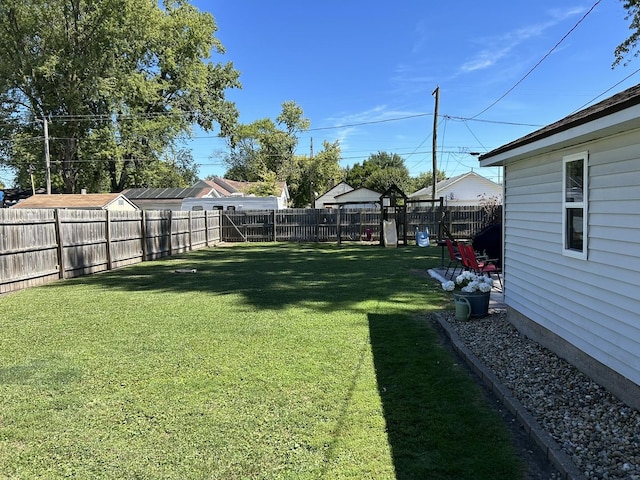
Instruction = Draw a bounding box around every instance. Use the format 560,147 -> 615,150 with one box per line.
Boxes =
43,116 -> 51,194
28,164 -> 35,195
431,86 -> 439,201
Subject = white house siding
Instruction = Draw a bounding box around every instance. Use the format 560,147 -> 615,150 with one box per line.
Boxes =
504,129 -> 640,390
333,188 -> 380,208
181,196 -> 283,211
410,172 -> 502,206
105,198 -> 138,211
315,182 -> 354,208
442,176 -> 502,205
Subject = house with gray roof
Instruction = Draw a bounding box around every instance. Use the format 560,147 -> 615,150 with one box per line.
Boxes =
479,82 -> 640,410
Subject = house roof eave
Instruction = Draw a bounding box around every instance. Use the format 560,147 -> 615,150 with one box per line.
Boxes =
480,101 -> 640,166
480,83 -> 640,165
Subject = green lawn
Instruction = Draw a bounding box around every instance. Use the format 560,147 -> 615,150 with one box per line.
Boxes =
0,243 -> 523,479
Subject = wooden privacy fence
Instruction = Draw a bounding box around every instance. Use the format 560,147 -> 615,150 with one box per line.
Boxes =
0,209 -> 221,294
220,209 -> 384,242
220,206 -> 498,243
0,205 -> 497,294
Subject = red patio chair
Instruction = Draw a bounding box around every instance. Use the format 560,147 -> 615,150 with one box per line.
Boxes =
445,239 -> 463,277
461,243 -> 502,289
457,242 -> 471,271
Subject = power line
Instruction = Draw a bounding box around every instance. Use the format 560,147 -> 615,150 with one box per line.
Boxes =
469,0 -> 602,119
0,109 -> 544,139
570,66 -> 640,113
307,113 -> 432,131
462,121 -> 487,152
444,115 -> 542,127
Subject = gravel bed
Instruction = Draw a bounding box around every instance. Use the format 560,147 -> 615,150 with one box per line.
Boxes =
444,310 -> 640,480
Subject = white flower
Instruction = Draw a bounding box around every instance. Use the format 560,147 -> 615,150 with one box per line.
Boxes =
442,281 -> 455,291
442,271 -> 495,293
456,271 -> 475,284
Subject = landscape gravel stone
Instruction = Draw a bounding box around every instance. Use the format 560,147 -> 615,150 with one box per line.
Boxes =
443,310 -> 640,480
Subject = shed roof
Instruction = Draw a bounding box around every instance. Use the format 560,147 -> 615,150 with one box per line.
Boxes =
122,187 -> 211,199
12,193 -> 133,209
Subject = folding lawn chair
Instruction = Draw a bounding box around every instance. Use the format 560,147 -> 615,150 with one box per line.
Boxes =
460,243 -> 502,289
445,239 -> 462,277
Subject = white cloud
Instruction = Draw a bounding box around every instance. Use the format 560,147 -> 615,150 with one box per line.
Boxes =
459,6 -> 587,74
460,46 -> 512,73
323,105 -> 427,153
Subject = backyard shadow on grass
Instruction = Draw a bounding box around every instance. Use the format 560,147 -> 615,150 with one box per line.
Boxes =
368,313 -> 523,480
58,243 -> 439,313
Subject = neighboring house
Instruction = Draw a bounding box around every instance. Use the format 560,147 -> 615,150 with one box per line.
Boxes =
330,187 -> 381,209
479,83 -> 640,410
122,187 -> 213,211
408,171 -> 502,206
314,182 -> 354,208
12,193 -> 138,211
181,196 -> 283,211
193,177 -> 290,209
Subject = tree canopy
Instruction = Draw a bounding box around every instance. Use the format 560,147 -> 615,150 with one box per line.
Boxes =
0,0 -> 240,192
615,0 -> 640,66
222,101 -> 343,207
345,151 -> 447,196
223,101 -> 309,183
344,151 -> 411,193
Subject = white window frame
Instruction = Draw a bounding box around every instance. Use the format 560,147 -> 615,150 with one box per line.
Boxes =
562,151 -> 588,260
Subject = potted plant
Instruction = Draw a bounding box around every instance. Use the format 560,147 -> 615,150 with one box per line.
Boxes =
441,271 -> 494,319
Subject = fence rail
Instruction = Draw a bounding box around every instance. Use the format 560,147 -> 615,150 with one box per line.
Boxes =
0,205 -> 495,294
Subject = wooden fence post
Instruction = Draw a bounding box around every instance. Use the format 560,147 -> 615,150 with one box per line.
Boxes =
54,209 -> 66,279
105,210 -> 113,270
204,211 -> 210,247
336,207 -> 341,245
272,210 -> 277,242
188,211 -> 193,251
140,210 -> 147,261
168,210 -> 173,256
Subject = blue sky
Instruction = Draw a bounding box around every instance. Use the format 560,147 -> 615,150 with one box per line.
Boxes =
187,0 -> 637,184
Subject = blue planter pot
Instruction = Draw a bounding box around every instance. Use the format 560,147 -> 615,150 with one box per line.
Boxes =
454,292 -> 490,318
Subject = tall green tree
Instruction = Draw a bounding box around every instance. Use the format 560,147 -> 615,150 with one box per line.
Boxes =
223,101 -> 309,183
345,151 -> 412,193
0,0 -> 240,193
408,169 -> 447,194
367,151 -> 406,170
288,140 -> 343,207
